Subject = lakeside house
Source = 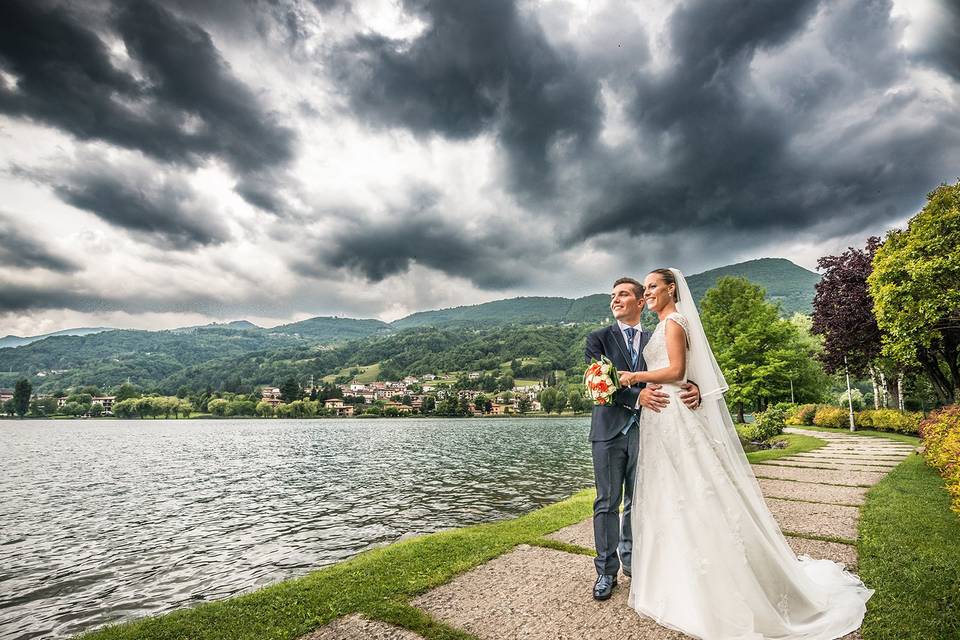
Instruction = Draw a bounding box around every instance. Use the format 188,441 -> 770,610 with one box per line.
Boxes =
324,399 -> 355,417
0,389 -> 12,403
260,387 -> 283,408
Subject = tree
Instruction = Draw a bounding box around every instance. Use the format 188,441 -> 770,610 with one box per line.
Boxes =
279,377 -> 301,402
700,277 -> 818,422
869,181 -> 960,405
811,237 -> 900,407
421,395 -> 436,413
553,390 -> 568,414
539,387 -> 559,414
517,396 -> 531,414
567,390 -> 588,414
89,403 -> 104,417
115,383 -> 140,402
13,379 -> 31,417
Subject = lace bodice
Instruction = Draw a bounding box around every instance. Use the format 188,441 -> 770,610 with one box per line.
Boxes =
642,312 -> 690,374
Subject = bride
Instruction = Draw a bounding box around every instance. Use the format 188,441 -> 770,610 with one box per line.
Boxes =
616,268 -> 873,640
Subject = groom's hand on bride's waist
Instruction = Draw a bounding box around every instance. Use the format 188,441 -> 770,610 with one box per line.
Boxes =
638,385 -> 669,412
679,382 -> 701,410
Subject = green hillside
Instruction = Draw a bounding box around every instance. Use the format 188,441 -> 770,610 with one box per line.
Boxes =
0,258 -> 820,393
390,258 -> 820,327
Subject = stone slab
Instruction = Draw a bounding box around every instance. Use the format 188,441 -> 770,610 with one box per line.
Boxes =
757,478 -> 868,506
548,517 -> 859,570
751,464 -> 886,486
755,460 -> 898,473
786,537 -> 858,570
413,544 -> 689,639
302,615 -> 425,640
765,498 -> 860,539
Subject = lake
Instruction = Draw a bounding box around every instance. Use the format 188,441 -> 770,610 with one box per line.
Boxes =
0,417 -> 593,640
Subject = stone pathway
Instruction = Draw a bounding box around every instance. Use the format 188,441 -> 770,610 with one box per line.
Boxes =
311,428 -> 915,639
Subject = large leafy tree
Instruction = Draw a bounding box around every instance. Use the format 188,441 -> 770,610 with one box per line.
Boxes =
812,237 -> 882,375
869,182 -> 960,404
811,237 -> 901,408
701,277 -> 825,422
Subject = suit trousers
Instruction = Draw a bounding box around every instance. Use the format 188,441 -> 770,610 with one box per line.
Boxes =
591,422 -> 639,575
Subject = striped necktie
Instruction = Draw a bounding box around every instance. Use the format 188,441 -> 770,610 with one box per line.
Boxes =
625,327 -> 639,369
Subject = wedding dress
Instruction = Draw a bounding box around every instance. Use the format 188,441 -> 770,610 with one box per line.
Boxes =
627,269 -> 873,640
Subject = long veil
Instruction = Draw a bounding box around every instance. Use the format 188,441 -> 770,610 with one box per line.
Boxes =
669,268 -> 783,524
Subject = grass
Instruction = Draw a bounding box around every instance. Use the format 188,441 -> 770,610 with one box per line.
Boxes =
78,429 -> 823,639
80,490 -> 595,640
858,453 -> 960,640
744,433 -> 826,463
791,425 -> 920,446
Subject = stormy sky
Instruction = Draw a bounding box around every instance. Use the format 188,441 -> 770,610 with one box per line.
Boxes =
1,0 -> 958,335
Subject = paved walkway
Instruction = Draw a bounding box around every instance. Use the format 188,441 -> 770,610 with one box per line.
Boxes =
310,428 -> 916,639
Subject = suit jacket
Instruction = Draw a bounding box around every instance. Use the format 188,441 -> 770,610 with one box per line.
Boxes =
584,323 -> 650,442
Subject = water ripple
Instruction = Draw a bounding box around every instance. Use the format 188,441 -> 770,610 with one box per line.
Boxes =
0,417 -> 592,640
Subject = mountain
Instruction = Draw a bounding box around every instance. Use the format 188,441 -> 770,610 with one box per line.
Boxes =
390,258 -> 820,328
270,316 -> 390,341
0,327 -> 112,350
0,258 -> 820,392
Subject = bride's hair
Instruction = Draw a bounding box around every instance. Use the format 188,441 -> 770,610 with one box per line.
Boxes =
649,268 -> 680,302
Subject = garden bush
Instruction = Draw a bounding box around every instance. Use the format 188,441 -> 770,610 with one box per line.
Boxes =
856,409 -> 924,434
786,404 -> 818,426
919,405 -> 960,514
754,403 -> 790,441
813,406 -> 848,428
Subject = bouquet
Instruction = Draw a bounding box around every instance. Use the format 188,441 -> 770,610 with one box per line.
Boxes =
584,355 -> 621,405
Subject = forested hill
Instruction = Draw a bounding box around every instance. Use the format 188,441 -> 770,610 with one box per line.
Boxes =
0,258 -> 819,392
391,258 -> 820,328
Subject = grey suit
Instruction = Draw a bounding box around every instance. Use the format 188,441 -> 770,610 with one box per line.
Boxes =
584,323 -> 649,576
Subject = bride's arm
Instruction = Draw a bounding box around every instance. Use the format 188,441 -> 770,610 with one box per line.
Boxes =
619,320 -> 686,385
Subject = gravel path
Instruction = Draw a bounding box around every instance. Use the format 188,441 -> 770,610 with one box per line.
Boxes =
309,428 -> 913,639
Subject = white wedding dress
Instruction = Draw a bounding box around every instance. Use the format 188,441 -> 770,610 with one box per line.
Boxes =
627,271 -> 873,640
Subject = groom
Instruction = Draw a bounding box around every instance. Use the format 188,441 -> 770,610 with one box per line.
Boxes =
585,277 -> 701,600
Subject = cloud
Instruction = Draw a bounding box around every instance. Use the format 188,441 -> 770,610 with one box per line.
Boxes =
0,213 -> 79,273
570,0 -> 960,243
329,0 -> 602,197
0,0 -> 294,209
42,154 -> 233,249
294,189 -> 534,289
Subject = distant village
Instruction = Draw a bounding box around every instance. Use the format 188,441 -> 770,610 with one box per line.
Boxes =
0,372 -> 554,418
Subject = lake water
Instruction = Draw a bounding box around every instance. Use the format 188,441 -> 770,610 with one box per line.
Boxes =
0,417 -> 593,640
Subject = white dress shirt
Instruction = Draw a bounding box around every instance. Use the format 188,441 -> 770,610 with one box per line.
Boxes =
617,320 -> 643,411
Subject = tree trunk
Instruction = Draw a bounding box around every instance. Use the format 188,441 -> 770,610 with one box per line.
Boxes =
917,346 -> 955,405
738,401 -> 745,424
869,364 -> 880,409
879,371 -> 889,408
897,372 -> 904,411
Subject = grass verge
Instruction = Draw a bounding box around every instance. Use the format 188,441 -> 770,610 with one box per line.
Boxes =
79,491 -> 595,640
745,433 -> 826,463
795,426 -> 920,446
858,454 -> 960,640
79,432 -> 826,640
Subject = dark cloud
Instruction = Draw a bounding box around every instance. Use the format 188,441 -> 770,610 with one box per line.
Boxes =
918,0 -> 960,81
330,0 -> 601,197
294,191 -> 530,289
573,0 -> 960,243
45,158 -> 232,249
0,215 -> 79,273
0,0 -> 294,209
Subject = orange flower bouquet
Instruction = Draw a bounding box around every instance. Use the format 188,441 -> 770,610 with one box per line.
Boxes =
584,355 -> 621,405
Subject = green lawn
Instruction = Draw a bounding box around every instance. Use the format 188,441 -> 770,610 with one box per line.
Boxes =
796,425 -> 920,446
745,433 -> 826,463
858,454 -> 960,640
78,430 -> 824,639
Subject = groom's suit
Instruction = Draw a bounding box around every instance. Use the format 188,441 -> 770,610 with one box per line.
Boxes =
585,323 -> 650,576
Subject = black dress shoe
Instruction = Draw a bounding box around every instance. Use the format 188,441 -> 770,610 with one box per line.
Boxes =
592,574 -> 617,600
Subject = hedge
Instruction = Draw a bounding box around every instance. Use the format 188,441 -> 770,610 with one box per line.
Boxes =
919,405 -> 960,514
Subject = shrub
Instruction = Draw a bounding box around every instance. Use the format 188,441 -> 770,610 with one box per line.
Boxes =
754,403 -> 790,441
856,409 -> 924,434
837,388 -> 865,411
919,405 -> 960,514
735,423 -> 758,442
786,404 -> 818,426
813,406 -> 848,428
